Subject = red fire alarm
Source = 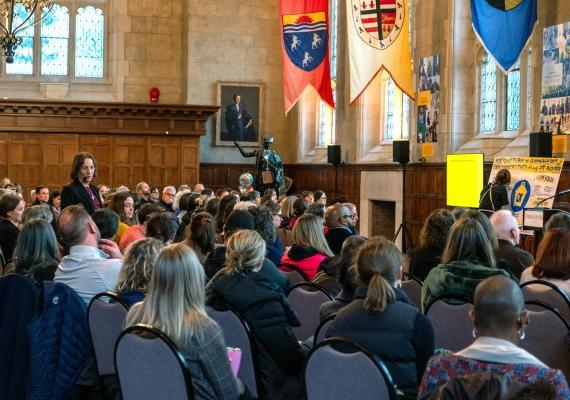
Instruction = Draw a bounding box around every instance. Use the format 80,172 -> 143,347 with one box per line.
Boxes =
149,87 -> 160,103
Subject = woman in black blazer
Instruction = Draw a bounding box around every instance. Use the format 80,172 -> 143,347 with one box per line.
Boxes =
61,152 -> 103,215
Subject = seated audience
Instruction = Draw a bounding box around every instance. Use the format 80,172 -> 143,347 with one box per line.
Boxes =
245,190 -> 261,205
288,197 -> 308,229
126,243 -> 243,400
302,190 -> 314,205
216,195 -> 238,234
5,219 -> 60,281
174,192 -> 201,241
422,218 -> 510,310
92,208 -> 120,240
185,212 -> 216,264
305,203 -> 325,218
22,204 -> 54,224
451,206 -> 469,220
215,188 -> 230,199
146,212 -> 178,245
490,210 -> 534,280
115,238 -> 164,307
409,209 -> 455,281
327,237 -> 434,396
54,205 -> 122,305
120,203 -> 163,251
204,210 -> 289,291
61,152 -> 103,214
342,202 -> 359,234
280,213 -> 334,280
460,209 -> 499,249
520,229 -> 570,294
318,236 -> 366,319
134,181 -> 152,210
49,190 -> 62,214
159,186 -> 176,213
0,193 -> 24,263
260,189 -> 277,204
149,187 -> 160,202
314,190 -> 327,206
193,183 -> 205,193
324,203 -> 354,255
208,230 -> 307,399
314,235 -> 366,294
279,195 -> 297,229
544,212 -> 570,232
32,185 -> 50,205
419,275 -> 570,399
109,191 -> 136,245
205,197 -> 220,218
249,206 -> 283,266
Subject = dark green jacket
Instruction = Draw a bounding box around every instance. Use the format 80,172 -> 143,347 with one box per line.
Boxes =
421,260 -> 510,311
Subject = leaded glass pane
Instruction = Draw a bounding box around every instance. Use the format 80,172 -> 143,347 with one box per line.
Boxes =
384,77 -> 395,140
75,6 -> 104,78
318,88 -> 336,146
402,95 -> 410,139
6,3 -> 34,75
506,60 -> 520,131
480,53 -> 497,132
527,51 -> 532,129
41,5 -> 69,76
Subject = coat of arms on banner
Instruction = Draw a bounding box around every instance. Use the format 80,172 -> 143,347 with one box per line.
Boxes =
282,12 -> 327,72
483,0 -> 524,11
350,0 -> 404,49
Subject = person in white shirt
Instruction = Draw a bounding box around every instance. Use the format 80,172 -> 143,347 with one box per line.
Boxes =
54,205 -> 123,305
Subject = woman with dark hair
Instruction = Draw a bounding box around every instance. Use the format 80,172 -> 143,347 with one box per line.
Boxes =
327,237 -> 434,396
0,193 -> 25,263
215,195 -> 237,234
205,197 -> 220,218
146,212 -> 178,245
409,209 -> 455,281
314,190 -> 327,206
420,276 -> 569,398
48,190 -> 62,219
174,192 -> 201,242
109,191 -> 136,245
260,188 -> 277,204
60,152 -> 103,214
6,219 -> 60,281
520,229 -> 570,294
208,230 -> 307,399
185,212 -> 217,264
288,197 -> 308,229
479,168 -> 511,213
421,218 -> 510,310
249,206 -> 283,266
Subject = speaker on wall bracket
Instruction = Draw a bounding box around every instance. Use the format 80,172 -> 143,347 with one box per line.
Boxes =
529,131 -> 552,158
393,140 -> 410,164
327,144 -> 341,166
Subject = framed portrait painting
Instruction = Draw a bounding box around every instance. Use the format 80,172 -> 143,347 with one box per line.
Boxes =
216,81 -> 264,146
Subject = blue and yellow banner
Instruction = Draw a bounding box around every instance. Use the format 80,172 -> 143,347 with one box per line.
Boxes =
471,0 -> 537,73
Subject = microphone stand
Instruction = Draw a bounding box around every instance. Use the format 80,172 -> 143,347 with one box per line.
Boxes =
535,189 -> 570,208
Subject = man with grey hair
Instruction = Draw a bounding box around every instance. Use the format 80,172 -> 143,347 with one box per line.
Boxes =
159,185 -> 176,213
490,210 -> 533,280
54,205 -> 122,305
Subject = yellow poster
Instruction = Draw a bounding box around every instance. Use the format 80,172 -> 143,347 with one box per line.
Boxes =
421,143 -> 434,158
417,90 -> 431,107
552,135 -> 568,154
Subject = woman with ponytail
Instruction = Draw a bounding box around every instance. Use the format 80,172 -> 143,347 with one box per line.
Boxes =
208,230 -> 308,400
327,237 -> 434,397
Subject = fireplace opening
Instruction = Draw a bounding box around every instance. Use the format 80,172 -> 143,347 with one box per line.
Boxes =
370,200 -> 396,239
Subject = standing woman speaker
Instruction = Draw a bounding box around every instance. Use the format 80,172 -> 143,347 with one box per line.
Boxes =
61,152 -> 103,215
479,169 -> 511,214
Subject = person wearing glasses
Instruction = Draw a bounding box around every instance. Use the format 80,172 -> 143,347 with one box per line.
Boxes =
159,186 -> 176,213
324,203 -> 355,255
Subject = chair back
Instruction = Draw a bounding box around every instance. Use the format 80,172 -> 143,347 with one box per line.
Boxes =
314,313 -> 335,345
520,280 -> 570,322
400,279 -> 422,308
279,262 -> 310,281
287,282 -> 334,341
114,324 -> 193,400
519,301 -> 570,377
207,305 -> 261,398
425,295 -> 473,352
87,291 -> 129,376
305,337 -> 397,400
283,269 -> 307,286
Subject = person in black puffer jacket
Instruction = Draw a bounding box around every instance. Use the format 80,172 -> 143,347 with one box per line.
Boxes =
327,237 -> 434,399
208,230 -> 308,400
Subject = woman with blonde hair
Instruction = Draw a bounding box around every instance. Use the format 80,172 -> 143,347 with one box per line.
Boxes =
279,195 -> 297,228
327,237 -> 434,396
115,238 -> 164,307
208,230 -> 307,400
279,213 -> 334,280
125,243 -> 242,399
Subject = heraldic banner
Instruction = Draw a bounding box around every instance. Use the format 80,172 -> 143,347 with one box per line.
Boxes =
346,0 -> 414,103
280,0 -> 334,114
471,0 -> 537,73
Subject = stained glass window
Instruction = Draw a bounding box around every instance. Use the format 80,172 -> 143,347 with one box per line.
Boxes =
6,3 -> 34,75
384,77 -> 395,140
480,53 -> 497,133
506,60 -> 520,131
75,6 -> 104,77
402,95 -> 410,139
527,51 -> 532,129
41,4 -> 69,76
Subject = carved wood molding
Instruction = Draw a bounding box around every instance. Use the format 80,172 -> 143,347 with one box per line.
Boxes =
0,100 -> 219,136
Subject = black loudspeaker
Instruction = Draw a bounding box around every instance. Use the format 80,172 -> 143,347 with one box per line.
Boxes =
327,144 -> 341,166
393,140 -> 409,164
530,131 -> 552,157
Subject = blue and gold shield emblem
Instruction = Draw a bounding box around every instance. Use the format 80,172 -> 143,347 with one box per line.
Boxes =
282,12 -> 327,72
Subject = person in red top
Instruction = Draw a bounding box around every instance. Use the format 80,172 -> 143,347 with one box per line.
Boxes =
60,152 -> 103,215
119,203 -> 164,251
280,213 -> 334,280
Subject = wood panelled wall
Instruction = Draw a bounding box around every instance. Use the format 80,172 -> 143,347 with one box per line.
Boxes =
0,100 -> 217,201
200,161 -> 570,249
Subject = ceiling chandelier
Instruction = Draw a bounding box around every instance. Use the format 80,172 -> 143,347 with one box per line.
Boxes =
0,0 -> 54,63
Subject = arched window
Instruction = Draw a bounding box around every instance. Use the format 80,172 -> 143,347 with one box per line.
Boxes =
4,1 -> 106,79
383,77 -> 395,141
505,60 -> 520,131
480,52 -> 497,133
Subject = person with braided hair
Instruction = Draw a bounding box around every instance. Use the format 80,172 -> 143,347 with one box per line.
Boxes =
208,230 -> 307,400
327,237 -> 434,398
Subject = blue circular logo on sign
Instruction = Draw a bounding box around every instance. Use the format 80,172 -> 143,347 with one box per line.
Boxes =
510,180 -> 531,212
